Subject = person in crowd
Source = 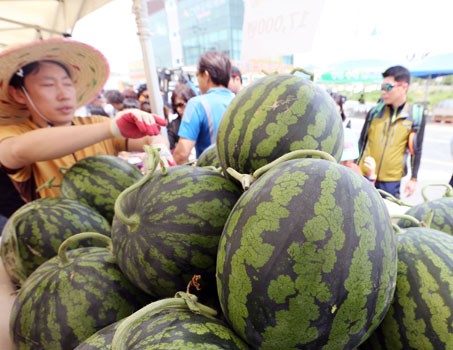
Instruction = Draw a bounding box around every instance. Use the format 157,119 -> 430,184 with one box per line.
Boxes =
83,93 -> 109,117
173,51 -> 235,164
330,92 -> 376,181
103,89 -> 124,117
0,38 -> 167,202
122,97 -> 140,109
228,66 -> 243,94
330,92 -> 351,128
358,65 -> 426,198
341,127 -> 376,182
137,83 -> 151,113
122,87 -> 137,100
167,83 -> 196,151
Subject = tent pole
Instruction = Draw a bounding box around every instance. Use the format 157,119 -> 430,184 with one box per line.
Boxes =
131,0 -> 164,117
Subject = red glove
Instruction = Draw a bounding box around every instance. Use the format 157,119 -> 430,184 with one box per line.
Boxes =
110,109 -> 167,138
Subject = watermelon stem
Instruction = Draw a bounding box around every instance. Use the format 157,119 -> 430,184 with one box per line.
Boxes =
227,149 -> 337,190
391,214 -> 424,232
290,67 -> 315,81
377,189 -> 413,207
114,146 -> 161,228
57,232 -> 113,267
421,183 -> 453,202
111,295 -> 218,349
35,176 -> 60,193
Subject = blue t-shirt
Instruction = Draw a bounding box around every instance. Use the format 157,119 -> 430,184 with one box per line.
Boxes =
178,87 -> 234,157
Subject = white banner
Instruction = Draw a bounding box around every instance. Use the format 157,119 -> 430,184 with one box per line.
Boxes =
241,0 -> 326,60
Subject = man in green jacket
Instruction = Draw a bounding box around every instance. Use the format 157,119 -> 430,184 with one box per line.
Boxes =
358,65 -> 425,199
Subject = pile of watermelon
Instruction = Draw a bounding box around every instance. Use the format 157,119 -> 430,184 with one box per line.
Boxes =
2,73 -> 452,349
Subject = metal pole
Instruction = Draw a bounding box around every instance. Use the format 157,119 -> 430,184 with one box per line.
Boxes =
131,0 -> 164,117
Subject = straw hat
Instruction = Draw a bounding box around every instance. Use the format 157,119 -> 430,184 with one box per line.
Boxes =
0,38 -> 109,125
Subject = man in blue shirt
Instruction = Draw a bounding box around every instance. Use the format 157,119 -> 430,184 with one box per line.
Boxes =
173,51 -> 235,164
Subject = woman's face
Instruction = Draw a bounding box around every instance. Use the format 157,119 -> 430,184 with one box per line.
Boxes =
173,97 -> 187,117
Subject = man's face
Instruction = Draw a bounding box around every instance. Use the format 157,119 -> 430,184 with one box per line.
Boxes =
228,76 -> 242,94
380,76 -> 408,106
22,61 -> 76,126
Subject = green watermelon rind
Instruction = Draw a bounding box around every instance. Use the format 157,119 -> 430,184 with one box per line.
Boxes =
216,74 -> 344,176
216,158 -> 397,349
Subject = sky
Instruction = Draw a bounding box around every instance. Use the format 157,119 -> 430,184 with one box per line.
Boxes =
72,0 -> 453,79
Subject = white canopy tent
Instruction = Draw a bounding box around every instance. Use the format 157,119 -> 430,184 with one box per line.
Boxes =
0,0 -> 113,47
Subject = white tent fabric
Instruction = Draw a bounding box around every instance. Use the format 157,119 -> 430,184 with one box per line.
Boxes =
0,0 -> 112,47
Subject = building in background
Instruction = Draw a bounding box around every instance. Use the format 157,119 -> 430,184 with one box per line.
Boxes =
142,0 -> 244,68
129,0 -> 294,100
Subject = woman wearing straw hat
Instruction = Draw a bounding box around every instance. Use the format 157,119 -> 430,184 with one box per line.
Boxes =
0,38 -> 168,203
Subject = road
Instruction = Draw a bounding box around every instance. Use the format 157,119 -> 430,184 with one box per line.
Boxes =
348,117 -> 453,206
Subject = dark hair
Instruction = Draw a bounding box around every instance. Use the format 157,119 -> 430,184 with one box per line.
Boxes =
197,51 -> 231,88
382,65 -> 411,84
231,66 -> 242,84
104,89 -> 124,104
137,83 -> 148,98
330,92 -> 347,121
171,83 -> 196,115
9,60 -> 72,88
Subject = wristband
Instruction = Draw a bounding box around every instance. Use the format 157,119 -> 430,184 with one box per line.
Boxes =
110,119 -> 122,138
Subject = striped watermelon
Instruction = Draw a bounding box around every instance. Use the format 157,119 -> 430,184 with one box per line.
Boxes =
216,74 -> 343,176
0,197 -> 111,286
197,144 -> 220,168
110,293 -> 249,349
60,155 -> 143,223
111,165 -> 242,301
216,158 -> 397,349
74,321 -> 121,350
360,228 -> 453,349
398,197 -> 453,235
10,233 -> 152,350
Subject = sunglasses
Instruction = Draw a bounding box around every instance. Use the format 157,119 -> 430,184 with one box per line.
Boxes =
381,82 -> 401,92
174,102 -> 186,108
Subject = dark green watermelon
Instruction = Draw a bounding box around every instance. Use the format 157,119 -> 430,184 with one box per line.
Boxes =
60,155 -> 143,223
216,74 -> 343,176
111,165 -> 242,302
360,228 -> 453,349
10,233 -> 152,350
216,158 -> 397,349
74,321 -> 122,350
0,197 -> 111,286
398,197 -> 453,235
197,144 -> 220,168
111,294 -> 249,349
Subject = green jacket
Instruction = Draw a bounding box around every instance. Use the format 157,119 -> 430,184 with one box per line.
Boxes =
358,102 -> 425,181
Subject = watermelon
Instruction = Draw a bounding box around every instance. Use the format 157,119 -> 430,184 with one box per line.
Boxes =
216,158 -> 397,349
60,155 -> 143,223
74,321 -> 122,350
111,292 -> 249,349
111,164 -> 242,301
360,227 -> 453,349
10,232 -> 152,350
397,197 -> 453,236
216,74 -> 344,177
197,144 -> 220,168
0,197 -> 111,286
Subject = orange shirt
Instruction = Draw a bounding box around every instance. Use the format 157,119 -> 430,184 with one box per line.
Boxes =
0,116 -> 126,201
